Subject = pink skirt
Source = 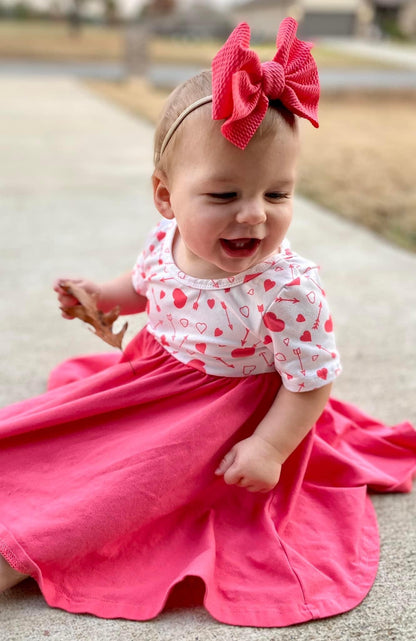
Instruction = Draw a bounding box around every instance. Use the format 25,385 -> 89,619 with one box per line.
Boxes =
0,328 -> 415,627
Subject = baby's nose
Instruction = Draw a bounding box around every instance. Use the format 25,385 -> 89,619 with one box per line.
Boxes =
235,200 -> 266,225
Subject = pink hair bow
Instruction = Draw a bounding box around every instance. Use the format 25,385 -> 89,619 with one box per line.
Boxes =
212,18 -> 320,149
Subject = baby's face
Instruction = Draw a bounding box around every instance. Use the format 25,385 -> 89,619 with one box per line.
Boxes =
162,110 -> 299,280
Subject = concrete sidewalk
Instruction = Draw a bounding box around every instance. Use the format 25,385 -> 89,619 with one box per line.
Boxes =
0,77 -> 415,641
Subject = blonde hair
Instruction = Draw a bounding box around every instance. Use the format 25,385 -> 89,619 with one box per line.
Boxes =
153,70 -> 297,171
154,70 -> 212,171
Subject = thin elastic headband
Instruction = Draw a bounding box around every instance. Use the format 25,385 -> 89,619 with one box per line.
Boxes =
160,95 -> 213,157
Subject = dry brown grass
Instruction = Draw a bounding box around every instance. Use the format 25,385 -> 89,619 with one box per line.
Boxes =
86,77 -> 168,123
298,91 -> 416,251
0,20 -> 122,61
0,20 -> 393,68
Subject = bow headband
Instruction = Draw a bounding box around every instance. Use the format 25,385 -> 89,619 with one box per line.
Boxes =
212,17 -> 319,149
159,17 -> 319,155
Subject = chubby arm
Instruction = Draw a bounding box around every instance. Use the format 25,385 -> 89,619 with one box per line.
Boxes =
54,271 -> 147,317
215,383 -> 332,493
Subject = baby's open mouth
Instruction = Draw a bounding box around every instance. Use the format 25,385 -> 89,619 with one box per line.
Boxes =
220,238 -> 261,257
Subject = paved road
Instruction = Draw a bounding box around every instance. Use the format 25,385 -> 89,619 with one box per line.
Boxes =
149,63 -> 416,90
0,75 -> 415,641
0,59 -> 124,80
147,37 -> 416,89
323,37 -> 416,70
2,36 -> 416,90
3,58 -> 416,91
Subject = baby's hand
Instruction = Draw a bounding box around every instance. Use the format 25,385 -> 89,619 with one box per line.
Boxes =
215,435 -> 283,493
53,278 -> 101,319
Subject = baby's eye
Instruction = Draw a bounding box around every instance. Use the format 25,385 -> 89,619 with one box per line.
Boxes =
266,192 -> 289,201
208,192 -> 237,200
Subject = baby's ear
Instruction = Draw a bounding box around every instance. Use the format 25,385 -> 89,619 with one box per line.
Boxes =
152,169 -> 174,220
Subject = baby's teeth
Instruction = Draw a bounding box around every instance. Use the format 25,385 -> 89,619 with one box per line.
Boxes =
229,239 -> 250,248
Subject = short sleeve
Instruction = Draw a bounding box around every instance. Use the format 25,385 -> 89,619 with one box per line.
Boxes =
131,221 -> 170,296
259,268 -> 342,392
132,248 -> 147,296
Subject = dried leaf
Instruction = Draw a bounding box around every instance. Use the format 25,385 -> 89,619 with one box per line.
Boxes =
60,280 -> 128,350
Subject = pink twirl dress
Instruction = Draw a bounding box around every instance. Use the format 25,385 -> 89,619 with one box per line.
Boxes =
0,220 -> 415,628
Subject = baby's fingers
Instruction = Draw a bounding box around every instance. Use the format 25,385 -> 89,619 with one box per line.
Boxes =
54,277 -> 83,297
222,461 -> 247,487
215,449 -> 236,477
58,292 -> 80,317
53,278 -> 76,293
53,279 -> 81,318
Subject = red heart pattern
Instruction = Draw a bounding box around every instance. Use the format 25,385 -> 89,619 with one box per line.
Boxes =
263,312 -> 285,333
243,365 -> 256,375
131,220 -> 340,389
173,288 -> 187,309
324,317 -> 333,332
231,347 -> 256,358
264,279 -> 276,292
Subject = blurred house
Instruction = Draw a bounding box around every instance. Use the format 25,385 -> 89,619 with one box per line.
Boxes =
140,4 -> 234,39
231,0 -> 371,40
366,0 -> 416,38
230,0 -> 295,39
299,0 -> 367,37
